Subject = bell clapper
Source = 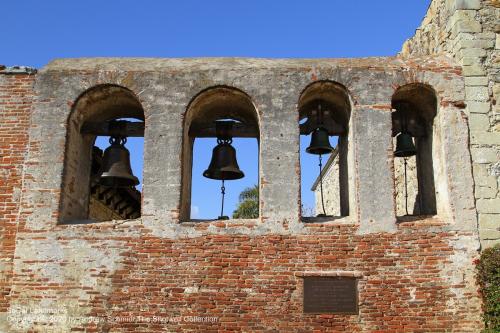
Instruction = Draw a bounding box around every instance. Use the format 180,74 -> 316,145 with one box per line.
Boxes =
218,179 -> 229,220
403,157 -> 409,216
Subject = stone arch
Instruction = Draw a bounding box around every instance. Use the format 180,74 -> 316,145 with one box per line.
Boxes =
298,80 -> 352,136
298,80 -> 354,218
180,86 -> 260,221
60,84 -> 145,223
391,83 -> 437,216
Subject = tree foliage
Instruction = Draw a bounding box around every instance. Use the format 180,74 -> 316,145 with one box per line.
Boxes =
476,244 -> 500,332
232,185 -> 258,219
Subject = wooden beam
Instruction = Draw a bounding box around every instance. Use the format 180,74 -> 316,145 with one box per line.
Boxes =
81,121 -> 145,137
189,124 -> 258,138
299,118 -> 346,136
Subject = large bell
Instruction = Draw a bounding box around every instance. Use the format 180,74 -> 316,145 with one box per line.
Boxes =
99,137 -> 139,187
394,132 -> 417,158
203,142 -> 244,180
306,127 -> 334,155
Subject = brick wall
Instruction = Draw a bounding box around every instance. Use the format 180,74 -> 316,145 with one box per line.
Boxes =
0,56 -> 484,332
1,2 -> 495,326
401,0 -> 500,248
5,222 -> 483,332
0,68 -> 35,313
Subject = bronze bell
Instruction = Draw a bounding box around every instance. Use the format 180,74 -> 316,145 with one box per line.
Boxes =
306,127 -> 334,155
99,137 -> 139,187
394,132 -> 417,158
203,142 -> 245,180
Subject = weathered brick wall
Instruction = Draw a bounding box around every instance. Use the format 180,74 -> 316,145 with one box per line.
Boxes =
6,222 -> 483,332
0,56 -> 484,332
0,68 -> 35,314
3,2 -> 496,328
402,0 -> 500,248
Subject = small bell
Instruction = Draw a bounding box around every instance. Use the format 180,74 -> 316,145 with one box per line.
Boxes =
203,120 -> 245,220
99,136 -> 139,187
203,142 -> 245,180
306,127 -> 334,155
394,132 -> 417,158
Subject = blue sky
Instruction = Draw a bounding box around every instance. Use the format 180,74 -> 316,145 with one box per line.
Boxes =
2,0 -> 430,219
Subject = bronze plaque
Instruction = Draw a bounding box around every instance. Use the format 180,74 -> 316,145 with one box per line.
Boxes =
303,277 -> 358,314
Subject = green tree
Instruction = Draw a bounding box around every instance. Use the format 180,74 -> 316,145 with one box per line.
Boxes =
232,185 -> 259,219
476,244 -> 500,332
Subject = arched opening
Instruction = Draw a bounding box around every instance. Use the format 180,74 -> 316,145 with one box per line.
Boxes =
60,84 -> 145,223
298,81 -> 351,219
391,83 -> 437,217
181,86 -> 259,221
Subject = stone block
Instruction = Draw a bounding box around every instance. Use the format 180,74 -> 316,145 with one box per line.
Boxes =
452,20 -> 482,37
457,39 -> 496,51
496,34 -> 500,49
461,56 -> 484,66
458,48 -> 487,59
484,176 -> 498,190
492,161 -> 500,177
456,38 -> 496,51
471,147 -> 498,163
450,10 -> 477,27
468,113 -> 490,131
493,83 -> 500,100
477,198 -> 500,213
467,101 -> 490,113
476,32 -> 496,39
473,163 -> 493,185
453,0 -> 481,10
451,11 -> 482,37
471,132 -> 500,145
479,228 -> 500,241
474,174 -> 498,192
481,238 -> 500,249
475,185 -> 497,199
465,86 -> 490,102
462,64 -> 486,76
479,214 -> 500,230
465,77 -> 489,86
